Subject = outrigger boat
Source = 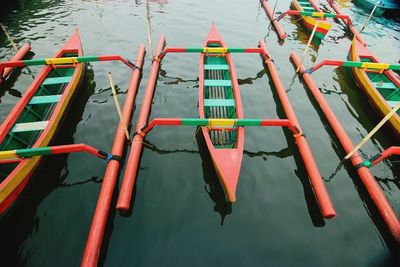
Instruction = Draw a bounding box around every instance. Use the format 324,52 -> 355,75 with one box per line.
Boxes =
260,0 -> 349,41
348,39 -> 400,135
198,24 -> 244,201
115,23 -> 335,218
0,30 -> 84,214
291,0 -> 332,40
290,50 -> 400,242
306,39 -> 400,136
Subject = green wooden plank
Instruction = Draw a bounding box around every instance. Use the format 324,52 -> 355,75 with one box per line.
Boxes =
387,100 -> 400,108
372,82 -> 397,90
42,76 -> 72,86
204,79 -> 232,87
204,99 -> 236,107
204,64 -> 229,70
29,95 -> 62,105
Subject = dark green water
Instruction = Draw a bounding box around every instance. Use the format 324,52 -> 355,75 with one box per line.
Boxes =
0,0 -> 399,266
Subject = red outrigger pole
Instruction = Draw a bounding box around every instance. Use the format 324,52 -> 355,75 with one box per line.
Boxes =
290,52 -> 400,241
260,0 -> 287,40
116,32 -> 335,219
325,0 -> 367,46
363,146 -> 400,168
81,45 -> 146,267
0,43 -> 31,86
116,36 -> 165,211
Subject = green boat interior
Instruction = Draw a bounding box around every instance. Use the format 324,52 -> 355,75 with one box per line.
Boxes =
203,43 -> 237,149
297,0 -> 316,12
361,57 -> 400,114
0,52 -> 77,180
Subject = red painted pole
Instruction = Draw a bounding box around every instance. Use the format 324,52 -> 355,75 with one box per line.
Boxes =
81,45 -> 146,267
259,40 -> 336,219
0,43 -> 31,86
290,51 -> 400,240
326,0 -> 367,46
260,0 -> 287,40
370,146 -> 400,166
308,60 -> 345,73
117,36 -> 166,211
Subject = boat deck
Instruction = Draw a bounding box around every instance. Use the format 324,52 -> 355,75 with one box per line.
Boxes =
204,48 -> 237,148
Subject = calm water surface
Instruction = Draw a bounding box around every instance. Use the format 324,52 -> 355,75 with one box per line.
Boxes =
0,0 -> 399,266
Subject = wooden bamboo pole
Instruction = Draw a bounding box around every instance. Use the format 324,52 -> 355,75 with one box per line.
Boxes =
108,72 -> 131,141
0,23 -> 18,52
359,2 -> 378,33
296,21 -> 319,72
345,103 -> 400,160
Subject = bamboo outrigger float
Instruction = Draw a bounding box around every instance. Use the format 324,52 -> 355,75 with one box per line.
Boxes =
306,40 -> 400,137
290,52 -> 400,241
116,24 -> 335,221
82,45 -> 145,267
0,43 -> 31,86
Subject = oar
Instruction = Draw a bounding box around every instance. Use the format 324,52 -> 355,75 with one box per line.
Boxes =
0,23 -> 19,52
0,144 -> 113,161
307,59 -> 400,73
344,103 -> 400,160
108,72 -> 131,141
0,55 -> 140,71
296,21 -> 320,73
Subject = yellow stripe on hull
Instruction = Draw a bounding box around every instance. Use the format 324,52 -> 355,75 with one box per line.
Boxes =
302,15 -> 332,31
350,45 -> 400,135
0,64 -> 84,204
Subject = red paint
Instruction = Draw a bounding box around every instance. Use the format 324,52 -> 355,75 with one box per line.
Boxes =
81,45 -> 145,267
198,23 -> 244,202
310,60 -> 345,73
0,43 -> 31,86
117,36 -> 166,211
0,30 -> 84,215
290,51 -> 400,240
260,40 -> 336,219
371,147 -> 400,166
326,0 -> 367,46
141,118 -> 182,134
260,0 -> 287,40
49,144 -> 103,158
